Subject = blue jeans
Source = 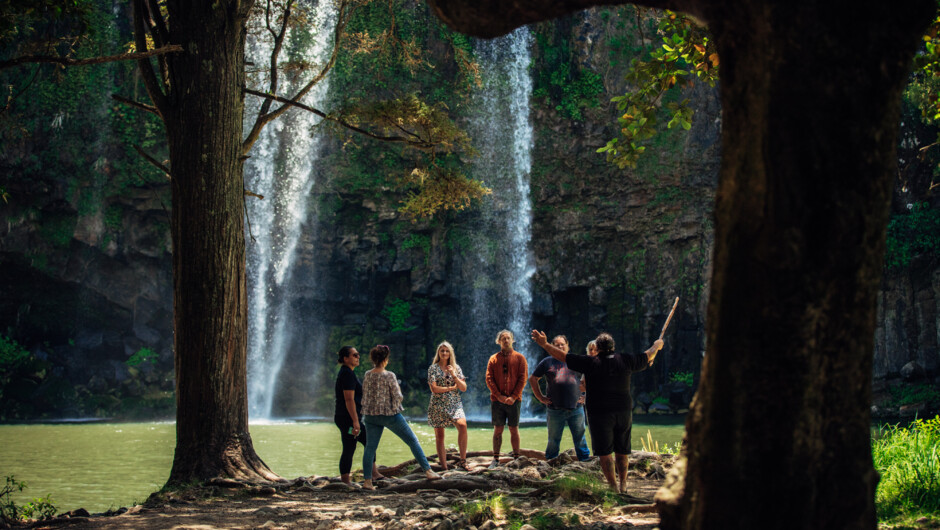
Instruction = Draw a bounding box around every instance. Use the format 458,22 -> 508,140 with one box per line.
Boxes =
546,405 -> 591,461
362,413 -> 431,479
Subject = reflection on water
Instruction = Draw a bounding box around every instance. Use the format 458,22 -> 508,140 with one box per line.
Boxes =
0,418 -> 685,513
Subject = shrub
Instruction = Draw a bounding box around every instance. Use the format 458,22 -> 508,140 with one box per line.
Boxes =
872,416 -> 940,521
1,476 -> 57,523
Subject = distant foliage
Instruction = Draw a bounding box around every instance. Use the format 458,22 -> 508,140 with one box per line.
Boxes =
887,382 -> 940,409
126,347 -> 157,367
669,371 -> 693,386
885,202 -> 940,269
873,416 -> 940,521
532,31 -> 604,121
380,297 -> 415,333
599,9 -> 718,168
326,0 -> 486,219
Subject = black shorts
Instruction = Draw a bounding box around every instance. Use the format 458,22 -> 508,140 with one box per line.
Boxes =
586,409 -> 632,456
491,400 -> 521,427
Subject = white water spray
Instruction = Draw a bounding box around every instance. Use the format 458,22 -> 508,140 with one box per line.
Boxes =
244,2 -> 337,420
462,28 -> 536,414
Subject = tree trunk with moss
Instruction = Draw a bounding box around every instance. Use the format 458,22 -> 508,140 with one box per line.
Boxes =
425,0 -> 934,528
134,0 -> 280,485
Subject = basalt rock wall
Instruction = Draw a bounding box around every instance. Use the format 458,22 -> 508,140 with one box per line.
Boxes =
0,6 -> 934,420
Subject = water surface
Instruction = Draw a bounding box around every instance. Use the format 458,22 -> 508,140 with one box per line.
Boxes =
0,418 -> 685,513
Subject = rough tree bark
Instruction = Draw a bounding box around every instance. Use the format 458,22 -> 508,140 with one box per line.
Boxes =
133,0 -> 280,485
426,0 -> 934,528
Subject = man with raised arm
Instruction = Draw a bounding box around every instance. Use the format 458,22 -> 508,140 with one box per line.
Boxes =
531,330 -> 663,493
485,329 -> 528,468
529,334 -> 591,462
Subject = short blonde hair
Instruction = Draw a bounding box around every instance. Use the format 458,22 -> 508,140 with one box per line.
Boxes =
495,329 -> 513,344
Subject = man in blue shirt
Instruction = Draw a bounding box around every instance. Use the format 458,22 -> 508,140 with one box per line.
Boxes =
532,329 -> 663,493
529,334 -> 590,461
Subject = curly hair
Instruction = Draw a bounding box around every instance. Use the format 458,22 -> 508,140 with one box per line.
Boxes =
595,333 -> 615,353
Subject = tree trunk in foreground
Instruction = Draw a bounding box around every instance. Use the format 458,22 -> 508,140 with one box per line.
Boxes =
135,0 -> 279,485
653,3 -> 934,529
426,0 -> 933,528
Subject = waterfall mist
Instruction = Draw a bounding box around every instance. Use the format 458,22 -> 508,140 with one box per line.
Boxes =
456,28 -> 537,418
244,2 -> 337,420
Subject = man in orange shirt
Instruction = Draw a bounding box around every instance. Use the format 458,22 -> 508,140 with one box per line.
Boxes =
485,329 -> 528,468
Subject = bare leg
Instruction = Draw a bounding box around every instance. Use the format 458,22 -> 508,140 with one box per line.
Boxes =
434,427 -> 448,470
616,453 -> 630,493
599,454 -> 618,492
508,426 -> 521,455
455,419 -> 468,461
492,425 -> 504,456
491,424 -> 505,466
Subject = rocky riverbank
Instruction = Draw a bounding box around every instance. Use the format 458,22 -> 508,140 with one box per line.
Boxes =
20,450 -> 674,529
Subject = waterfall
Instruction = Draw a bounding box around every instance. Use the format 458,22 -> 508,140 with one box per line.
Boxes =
459,28 -> 536,416
244,2 -> 337,420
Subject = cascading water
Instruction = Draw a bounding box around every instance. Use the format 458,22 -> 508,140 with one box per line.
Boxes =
459,28 -> 537,416
244,2 -> 337,420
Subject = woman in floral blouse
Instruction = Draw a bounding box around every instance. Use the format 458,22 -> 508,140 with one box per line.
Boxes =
361,344 -> 441,490
427,341 -> 468,470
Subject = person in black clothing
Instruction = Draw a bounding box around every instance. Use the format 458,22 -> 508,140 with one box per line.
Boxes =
531,330 -> 663,493
334,345 -> 384,484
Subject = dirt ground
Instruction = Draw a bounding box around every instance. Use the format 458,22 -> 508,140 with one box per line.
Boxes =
23,454 -> 666,530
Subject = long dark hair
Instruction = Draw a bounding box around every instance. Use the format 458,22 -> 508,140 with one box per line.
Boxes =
337,345 -> 356,364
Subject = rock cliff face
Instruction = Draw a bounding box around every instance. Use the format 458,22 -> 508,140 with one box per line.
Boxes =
0,6 -> 935,420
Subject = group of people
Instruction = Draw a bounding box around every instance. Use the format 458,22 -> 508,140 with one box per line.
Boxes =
333,328 -> 663,492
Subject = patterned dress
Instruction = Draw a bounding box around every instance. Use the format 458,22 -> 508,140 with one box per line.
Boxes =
427,363 -> 466,428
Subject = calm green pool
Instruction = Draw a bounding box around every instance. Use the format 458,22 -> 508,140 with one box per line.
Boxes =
0,417 -> 686,514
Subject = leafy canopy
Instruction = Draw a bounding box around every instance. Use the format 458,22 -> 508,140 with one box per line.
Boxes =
599,9 -> 718,169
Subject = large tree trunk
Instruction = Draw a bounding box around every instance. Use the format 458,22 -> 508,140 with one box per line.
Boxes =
425,1 -> 933,528
653,3 -> 933,529
146,0 -> 279,485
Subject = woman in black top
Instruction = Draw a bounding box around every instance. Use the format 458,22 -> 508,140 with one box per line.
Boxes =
334,345 -> 384,484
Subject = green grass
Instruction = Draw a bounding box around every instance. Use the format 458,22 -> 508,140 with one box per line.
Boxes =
873,415 -> 940,523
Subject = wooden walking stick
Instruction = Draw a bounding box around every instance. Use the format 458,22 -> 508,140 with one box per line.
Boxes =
659,297 -> 679,340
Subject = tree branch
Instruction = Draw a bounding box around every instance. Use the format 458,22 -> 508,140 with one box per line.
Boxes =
242,0 -> 355,154
244,88 -> 435,149
132,144 -> 171,178
244,189 -> 265,199
133,0 -> 170,113
0,44 -> 183,71
111,94 -> 161,116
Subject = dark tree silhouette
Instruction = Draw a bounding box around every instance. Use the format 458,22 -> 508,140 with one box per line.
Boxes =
425,1 -> 935,529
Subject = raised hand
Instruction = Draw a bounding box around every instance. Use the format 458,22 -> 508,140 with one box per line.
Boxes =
530,329 -> 547,346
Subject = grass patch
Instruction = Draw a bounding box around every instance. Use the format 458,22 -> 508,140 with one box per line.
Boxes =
548,470 -> 626,508
873,415 -> 940,523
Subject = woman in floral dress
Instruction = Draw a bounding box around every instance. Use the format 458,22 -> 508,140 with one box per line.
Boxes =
427,341 -> 468,470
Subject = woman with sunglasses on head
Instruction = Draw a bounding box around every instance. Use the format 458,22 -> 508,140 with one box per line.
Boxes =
334,346 -> 384,485
361,344 -> 442,490
427,341 -> 468,471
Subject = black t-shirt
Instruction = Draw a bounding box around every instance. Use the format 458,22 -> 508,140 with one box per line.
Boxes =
565,351 -> 649,414
334,365 -> 362,424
